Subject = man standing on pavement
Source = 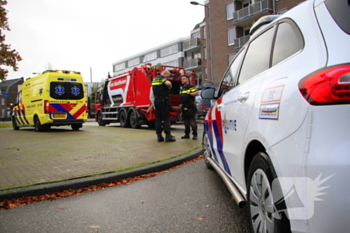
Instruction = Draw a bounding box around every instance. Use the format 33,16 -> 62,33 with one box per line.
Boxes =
180,75 -> 199,140
151,69 -> 176,142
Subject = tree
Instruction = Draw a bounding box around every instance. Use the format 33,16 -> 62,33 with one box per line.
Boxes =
0,0 -> 22,81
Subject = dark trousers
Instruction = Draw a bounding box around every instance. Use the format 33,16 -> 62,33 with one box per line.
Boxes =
154,98 -> 171,135
182,107 -> 197,136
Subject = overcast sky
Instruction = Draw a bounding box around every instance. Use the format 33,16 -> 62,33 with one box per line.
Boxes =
3,0 -> 204,82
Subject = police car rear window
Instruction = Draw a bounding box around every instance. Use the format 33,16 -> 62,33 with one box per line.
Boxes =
50,82 -> 84,100
325,0 -> 350,34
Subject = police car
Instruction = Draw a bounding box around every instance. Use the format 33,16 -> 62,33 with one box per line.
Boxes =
201,0 -> 350,232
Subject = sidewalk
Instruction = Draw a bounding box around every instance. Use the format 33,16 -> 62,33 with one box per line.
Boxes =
0,123 -> 203,201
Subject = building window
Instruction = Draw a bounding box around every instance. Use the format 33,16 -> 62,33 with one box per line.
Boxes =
204,46 -> 207,60
202,26 -> 206,39
192,32 -> 200,39
163,60 -> 179,67
143,51 -> 157,62
114,63 -> 125,72
160,44 -> 178,57
228,27 -> 236,46
226,2 -> 235,20
204,67 -> 208,80
1,98 -> 4,105
128,57 -> 140,67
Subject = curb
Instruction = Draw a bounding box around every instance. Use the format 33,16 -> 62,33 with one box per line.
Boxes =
0,147 -> 204,202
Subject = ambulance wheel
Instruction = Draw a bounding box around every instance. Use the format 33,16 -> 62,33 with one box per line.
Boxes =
202,131 -> 213,170
247,152 -> 291,233
119,110 -> 130,128
130,110 -> 141,129
97,112 -> 106,126
71,124 -> 82,131
34,116 -> 43,132
12,117 -> 19,130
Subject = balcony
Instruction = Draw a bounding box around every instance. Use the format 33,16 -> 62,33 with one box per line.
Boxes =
184,58 -> 201,71
233,0 -> 273,27
233,35 -> 250,52
183,38 -> 201,53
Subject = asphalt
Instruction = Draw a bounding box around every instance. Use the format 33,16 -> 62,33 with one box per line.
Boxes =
0,120 -> 204,202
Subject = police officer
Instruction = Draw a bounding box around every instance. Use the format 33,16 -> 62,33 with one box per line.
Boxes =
180,75 -> 199,140
151,69 -> 176,142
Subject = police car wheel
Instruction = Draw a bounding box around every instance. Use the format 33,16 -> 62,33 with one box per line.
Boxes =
247,152 -> 291,233
202,131 -> 213,170
12,117 -> 19,130
34,116 -> 43,132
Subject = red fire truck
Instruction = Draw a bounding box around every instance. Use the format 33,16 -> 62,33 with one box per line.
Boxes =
94,64 -> 196,128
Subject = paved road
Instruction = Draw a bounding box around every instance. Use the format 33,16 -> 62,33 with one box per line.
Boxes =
0,122 -> 202,193
0,159 -> 250,233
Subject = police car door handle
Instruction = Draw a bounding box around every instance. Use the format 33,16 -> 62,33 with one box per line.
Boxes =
238,92 -> 250,102
217,104 -> 223,111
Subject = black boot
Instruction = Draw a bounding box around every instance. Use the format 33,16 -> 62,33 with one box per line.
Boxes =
165,134 -> 176,142
181,134 -> 190,139
157,133 -> 164,142
192,134 -> 198,140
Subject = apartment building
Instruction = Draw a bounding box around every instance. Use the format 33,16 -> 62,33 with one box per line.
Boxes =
112,37 -> 189,76
0,77 -> 23,121
197,0 -> 306,86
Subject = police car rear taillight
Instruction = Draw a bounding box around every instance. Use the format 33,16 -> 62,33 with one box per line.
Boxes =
85,101 -> 88,113
298,64 -> 350,105
44,100 -> 50,114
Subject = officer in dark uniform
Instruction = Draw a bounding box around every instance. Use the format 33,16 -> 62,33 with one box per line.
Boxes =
179,75 -> 199,140
151,69 -> 176,142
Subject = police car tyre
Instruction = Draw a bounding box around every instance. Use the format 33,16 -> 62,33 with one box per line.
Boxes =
247,152 -> 291,233
97,112 -> 106,126
12,117 -> 19,130
202,131 -> 213,170
34,116 -> 43,132
119,110 -> 130,128
130,110 -> 141,129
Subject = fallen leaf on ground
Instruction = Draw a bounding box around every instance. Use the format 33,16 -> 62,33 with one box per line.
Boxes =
89,225 -> 100,229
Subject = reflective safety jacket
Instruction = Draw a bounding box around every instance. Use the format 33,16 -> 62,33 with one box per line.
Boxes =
152,75 -> 169,99
180,84 -> 197,105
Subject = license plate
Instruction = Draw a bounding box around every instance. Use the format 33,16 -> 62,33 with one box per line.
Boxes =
53,113 -> 66,118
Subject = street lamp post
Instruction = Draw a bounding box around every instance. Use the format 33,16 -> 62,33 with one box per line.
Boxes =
190,1 -> 214,83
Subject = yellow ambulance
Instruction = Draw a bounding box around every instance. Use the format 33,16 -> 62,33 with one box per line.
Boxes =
11,70 -> 88,131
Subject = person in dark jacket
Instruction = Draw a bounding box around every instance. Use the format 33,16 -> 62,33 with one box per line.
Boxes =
179,75 -> 199,140
151,69 -> 176,142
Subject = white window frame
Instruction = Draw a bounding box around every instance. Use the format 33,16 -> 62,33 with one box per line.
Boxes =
228,27 -> 236,46
160,44 -> 178,57
226,2 -> 235,20
114,63 -> 125,72
128,57 -> 140,67
143,51 -> 157,62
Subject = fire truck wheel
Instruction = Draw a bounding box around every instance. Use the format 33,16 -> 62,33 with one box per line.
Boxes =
147,121 -> 155,129
119,110 -> 130,128
97,112 -> 106,126
130,110 -> 141,129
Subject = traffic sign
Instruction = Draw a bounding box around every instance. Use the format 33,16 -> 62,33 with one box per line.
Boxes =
2,93 -> 8,98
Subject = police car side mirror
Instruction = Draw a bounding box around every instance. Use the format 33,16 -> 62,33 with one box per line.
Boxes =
203,82 -> 214,89
201,88 -> 216,100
